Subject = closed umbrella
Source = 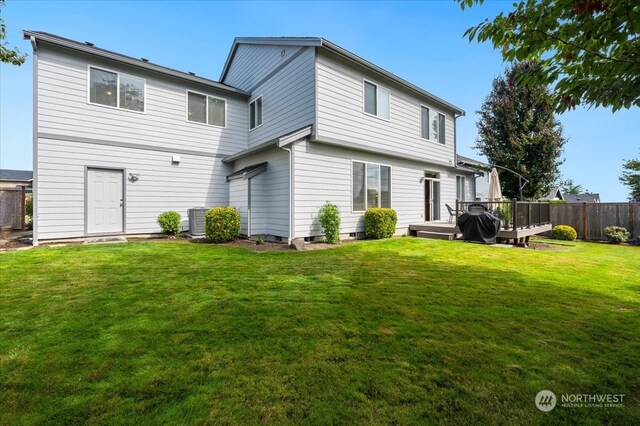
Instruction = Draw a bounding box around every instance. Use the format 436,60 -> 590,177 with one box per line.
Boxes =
488,167 -> 502,211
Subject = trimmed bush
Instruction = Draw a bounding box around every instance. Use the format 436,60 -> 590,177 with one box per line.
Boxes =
364,208 -> 397,239
205,207 -> 241,243
604,226 -> 630,244
548,199 -> 567,204
318,202 -> 341,244
551,225 -> 577,241
157,211 -> 182,237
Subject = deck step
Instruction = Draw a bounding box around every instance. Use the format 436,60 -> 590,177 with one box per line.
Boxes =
409,224 -> 460,233
417,231 -> 455,241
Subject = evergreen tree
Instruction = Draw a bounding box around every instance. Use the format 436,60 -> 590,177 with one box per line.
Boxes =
619,152 -> 640,202
475,62 -> 567,199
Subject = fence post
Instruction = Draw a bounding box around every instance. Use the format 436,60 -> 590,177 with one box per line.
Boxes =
582,202 -> 587,241
512,199 -> 518,229
20,186 -> 26,231
455,199 -> 459,223
630,203 -> 635,240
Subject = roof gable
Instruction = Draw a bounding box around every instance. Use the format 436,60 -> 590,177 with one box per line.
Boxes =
220,37 -> 465,115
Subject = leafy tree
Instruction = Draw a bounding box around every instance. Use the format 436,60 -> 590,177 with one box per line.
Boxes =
619,152 -> 640,201
1,0 -> 27,65
475,62 -> 567,200
558,178 -> 584,195
457,0 -> 640,112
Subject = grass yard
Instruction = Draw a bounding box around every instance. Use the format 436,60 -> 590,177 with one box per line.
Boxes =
1,238 -> 639,424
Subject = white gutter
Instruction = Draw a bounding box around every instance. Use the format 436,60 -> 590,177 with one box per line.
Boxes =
279,145 -> 293,245
31,35 -> 39,246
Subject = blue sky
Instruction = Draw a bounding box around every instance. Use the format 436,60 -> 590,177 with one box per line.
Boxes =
1,0 -> 638,201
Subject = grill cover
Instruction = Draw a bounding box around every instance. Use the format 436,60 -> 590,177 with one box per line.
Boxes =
457,205 -> 502,244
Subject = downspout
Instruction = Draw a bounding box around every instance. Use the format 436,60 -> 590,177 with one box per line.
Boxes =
279,145 -> 293,245
30,35 -> 39,246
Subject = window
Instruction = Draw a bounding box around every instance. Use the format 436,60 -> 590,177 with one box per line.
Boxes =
89,66 -> 144,112
363,80 -> 390,120
352,161 -> 391,211
187,91 -> 226,127
420,106 -> 445,144
457,176 -> 466,202
250,96 -> 263,129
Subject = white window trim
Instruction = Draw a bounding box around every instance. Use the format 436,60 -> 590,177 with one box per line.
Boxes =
249,95 -> 264,131
185,89 -> 227,128
351,159 -> 393,213
420,104 -> 446,145
86,64 -> 146,114
362,79 -> 390,122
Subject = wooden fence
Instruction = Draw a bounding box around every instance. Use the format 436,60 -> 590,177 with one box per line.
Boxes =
0,188 -> 26,230
550,202 -> 640,241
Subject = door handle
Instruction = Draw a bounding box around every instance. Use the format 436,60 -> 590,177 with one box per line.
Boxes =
120,199 -> 124,207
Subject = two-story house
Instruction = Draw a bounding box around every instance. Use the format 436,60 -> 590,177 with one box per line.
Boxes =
23,31 -> 473,245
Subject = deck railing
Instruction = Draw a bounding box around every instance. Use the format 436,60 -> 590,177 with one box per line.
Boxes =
455,200 -> 551,229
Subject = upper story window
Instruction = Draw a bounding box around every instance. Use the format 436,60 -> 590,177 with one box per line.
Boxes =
363,80 -> 390,120
421,106 -> 445,144
353,161 -> 391,212
187,91 -> 226,127
249,96 -> 263,130
89,66 -> 145,112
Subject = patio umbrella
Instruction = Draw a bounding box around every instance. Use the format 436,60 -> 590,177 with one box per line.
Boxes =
488,167 -> 502,211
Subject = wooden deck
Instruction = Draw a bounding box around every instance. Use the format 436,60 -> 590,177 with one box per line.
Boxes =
409,222 -> 553,244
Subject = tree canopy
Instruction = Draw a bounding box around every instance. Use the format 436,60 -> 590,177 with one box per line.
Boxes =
475,62 -> 567,200
558,178 -> 585,195
0,0 -> 27,66
619,152 -> 640,201
457,0 -> 640,112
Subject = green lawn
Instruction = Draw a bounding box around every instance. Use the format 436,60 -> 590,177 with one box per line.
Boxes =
1,238 -> 639,424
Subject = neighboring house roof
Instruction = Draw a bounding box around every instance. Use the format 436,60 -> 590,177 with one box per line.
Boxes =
0,169 -> 33,182
564,193 -> 601,203
220,37 -> 465,115
22,31 -> 250,97
543,187 -> 564,201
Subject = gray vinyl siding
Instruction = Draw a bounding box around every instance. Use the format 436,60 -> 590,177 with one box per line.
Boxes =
222,44 -> 315,149
316,49 -> 456,166
34,43 -> 243,239
475,171 -> 490,201
229,178 -> 249,236
37,137 -> 230,240
293,141 -> 457,238
250,173 -> 267,235
230,147 -> 290,238
37,44 -> 248,157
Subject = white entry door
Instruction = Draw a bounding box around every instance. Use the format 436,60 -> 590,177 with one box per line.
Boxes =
87,168 -> 124,234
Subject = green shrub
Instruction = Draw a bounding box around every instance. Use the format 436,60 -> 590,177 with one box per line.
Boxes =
157,211 -> 182,237
318,202 -> 341,244
498,204 -> 511,227
25,197 -> 33,216
255,235 -> 264,245
205,207 -> 241,243
551,225 -> 577,241
548,199 -> 567,204
604,226 -> 630,244
364,208 -> 397,239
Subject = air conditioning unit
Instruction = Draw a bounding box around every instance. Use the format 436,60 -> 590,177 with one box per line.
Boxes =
188,207 -> 208,236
